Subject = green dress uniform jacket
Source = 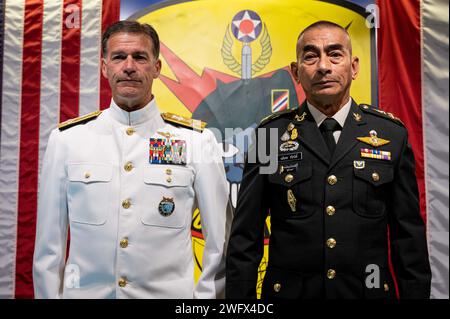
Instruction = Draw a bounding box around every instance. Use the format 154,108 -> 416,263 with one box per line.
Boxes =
226,100 -> 431,299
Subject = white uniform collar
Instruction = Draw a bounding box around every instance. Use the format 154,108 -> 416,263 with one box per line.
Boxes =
109,97 -> 161,126
307,98 -> 352,128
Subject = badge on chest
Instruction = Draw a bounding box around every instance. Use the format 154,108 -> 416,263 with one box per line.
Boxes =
149,138 -> 187,165
159,197 -> 175,216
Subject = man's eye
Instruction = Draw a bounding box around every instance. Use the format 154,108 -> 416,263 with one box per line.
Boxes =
330,51 -> 343,58
112,55 -> 125,60
303,54 -> 317,61
134,55 -> 147,61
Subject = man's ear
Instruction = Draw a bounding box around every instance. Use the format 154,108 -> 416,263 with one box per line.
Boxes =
290,61 -> 300,83
153,59 -> 162,79
101,58 -> 108,79
351,56 -> 359,80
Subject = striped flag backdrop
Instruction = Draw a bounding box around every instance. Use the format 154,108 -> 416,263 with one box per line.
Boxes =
377,0 -> 448,299
0,0 -> 119,299
0,0 -> 448,299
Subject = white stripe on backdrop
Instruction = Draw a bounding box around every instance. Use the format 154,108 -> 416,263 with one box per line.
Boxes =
0,0 -> 111,298
79,0 -> 102,116
422,0 -> 449,299
0,0 -> 25,299
39,0 -> 63,183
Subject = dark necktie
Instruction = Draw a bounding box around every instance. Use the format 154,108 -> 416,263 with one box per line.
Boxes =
320,118 -> 341,157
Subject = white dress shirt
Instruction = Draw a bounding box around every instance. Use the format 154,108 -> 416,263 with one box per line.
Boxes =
307,98 -> 352,143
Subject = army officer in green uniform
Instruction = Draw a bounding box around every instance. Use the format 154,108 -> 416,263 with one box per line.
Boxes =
225,21 -> 431,299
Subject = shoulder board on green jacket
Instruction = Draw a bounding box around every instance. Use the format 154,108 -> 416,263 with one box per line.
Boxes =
359,104 -> 404,126
161,112 -> 207,132
259,108 -> 296,127
58,110 -> 102,131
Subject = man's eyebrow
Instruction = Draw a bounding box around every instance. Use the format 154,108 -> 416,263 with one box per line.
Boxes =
325,44 -> 345,52
300,43 -> 346,54
132,51 -> 149,56
301,44 -> 319,53
109,50 -> 122,55
110,50 -> 149,56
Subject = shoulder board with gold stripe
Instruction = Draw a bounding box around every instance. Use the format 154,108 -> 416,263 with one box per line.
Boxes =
359,104 -> 404,126
259,108 -> 296,127
58,110 -> 102,131
161,112 -> 207,132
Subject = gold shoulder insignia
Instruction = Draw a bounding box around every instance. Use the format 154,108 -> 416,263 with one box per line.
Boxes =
386,111 -> 405,126
359,104 -> 404,126
259,108 -> 296,127
161,112 -> 207,132
58,110 -> 102,131
260,113 -> 277,125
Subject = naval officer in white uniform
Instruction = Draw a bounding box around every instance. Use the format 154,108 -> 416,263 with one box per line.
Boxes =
33,21 -> 232,299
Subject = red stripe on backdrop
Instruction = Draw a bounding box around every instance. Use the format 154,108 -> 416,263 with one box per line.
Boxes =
377,0 -> 425,222
59,0 -> 82,122
377,0 -> 423,300
16,0 -> 44,299
100,0 -> 120,110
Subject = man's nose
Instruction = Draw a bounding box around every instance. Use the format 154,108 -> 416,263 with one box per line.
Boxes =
317,54 -> 332,75
123,55 -> 136,75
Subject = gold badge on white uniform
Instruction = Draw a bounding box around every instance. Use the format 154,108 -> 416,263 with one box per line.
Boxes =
159,197 -> 175,216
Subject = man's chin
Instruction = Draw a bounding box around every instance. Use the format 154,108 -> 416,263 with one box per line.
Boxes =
308,90 -> 348,105
116,87 -> 140,96
114,95 -> 141,107
114,93 -> 152,110
312,87 -> 340,95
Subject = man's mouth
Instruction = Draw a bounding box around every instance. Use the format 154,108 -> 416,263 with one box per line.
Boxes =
117,79 -> 141,84
314,80 -> 337,86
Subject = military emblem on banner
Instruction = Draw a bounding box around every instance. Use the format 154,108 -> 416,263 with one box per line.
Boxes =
149,138 -> 187,165
222,9 -> 271,79
271,89 -> 289,113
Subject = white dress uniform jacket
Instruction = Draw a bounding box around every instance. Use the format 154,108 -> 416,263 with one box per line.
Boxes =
33,98 -> 231,299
